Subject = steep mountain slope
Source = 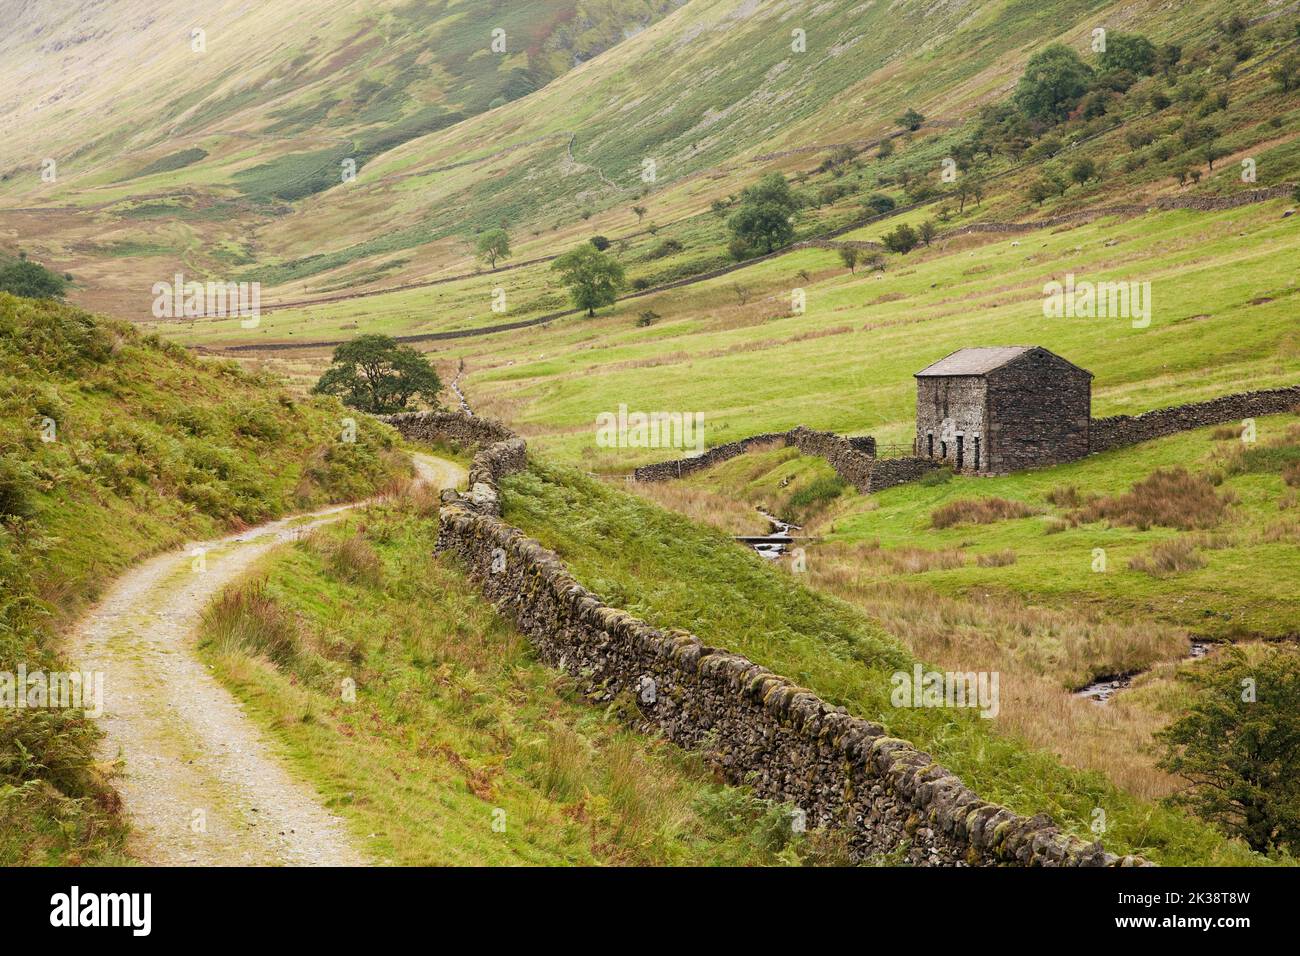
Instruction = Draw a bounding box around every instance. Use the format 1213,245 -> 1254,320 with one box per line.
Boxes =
6,0 -> 1296,319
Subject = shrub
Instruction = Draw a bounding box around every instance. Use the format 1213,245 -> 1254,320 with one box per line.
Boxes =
930,496 -> 1039,529
863,193 -> 896,216
786,475 -> 846,519
881,224 -> 919,254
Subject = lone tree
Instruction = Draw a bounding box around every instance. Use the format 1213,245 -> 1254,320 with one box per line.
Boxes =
727,172 -> 799,255
313,334 -> 442,414
0,257 -> 68,299
1013,44 -> 1094,122
881,223 -> 920,254
896,108 -> 925,131
1069,156 -> 1099,186
551,244 -> 625,316
476,228 -> 511,269
1157,646 -> 1300,855
838,246 -> 861,273
631,204 -> 648,223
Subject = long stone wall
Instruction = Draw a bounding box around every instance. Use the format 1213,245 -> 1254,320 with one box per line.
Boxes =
393,410 -> 1143,866
1090,386 -> 1300,454
632,426 -> 878,491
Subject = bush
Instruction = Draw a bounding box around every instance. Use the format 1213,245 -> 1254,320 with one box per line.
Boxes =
786,475 -> 846,519
864,193 -> 896,216
881,224 -> 920,254
0,259 -> 69,300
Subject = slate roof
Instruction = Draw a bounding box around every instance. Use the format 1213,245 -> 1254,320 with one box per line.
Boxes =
914,346 -> 1092,378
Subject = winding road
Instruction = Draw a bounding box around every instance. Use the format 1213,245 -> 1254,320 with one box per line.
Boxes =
69,453 -> 466,866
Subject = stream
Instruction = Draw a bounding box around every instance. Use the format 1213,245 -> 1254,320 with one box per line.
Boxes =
1073,638 -> 1213,704
735,509 -> 800,560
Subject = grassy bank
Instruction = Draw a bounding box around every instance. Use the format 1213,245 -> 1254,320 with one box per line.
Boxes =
0,293 -> 407,864
199,497 -> 843,865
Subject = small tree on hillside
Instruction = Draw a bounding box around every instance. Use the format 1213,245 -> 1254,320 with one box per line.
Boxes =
1070,157 -> 1099,186
476,228 -> 511,270
631,204 -> 647,223
881,224 -> 919,254
1099,33 -> 1158,76
918,220 -> 938,246
896,108 -> 925,131
551,244 -> 626,316
727,172 -> 799,255
1157,646 -> 1300,855
1027,178 -> 1055,205
590,235 -> 611,251
313,334 -> 442,414
838,246 -> 861,273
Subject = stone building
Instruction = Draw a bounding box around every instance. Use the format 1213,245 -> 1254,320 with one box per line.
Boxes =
913,346 -> 1092,474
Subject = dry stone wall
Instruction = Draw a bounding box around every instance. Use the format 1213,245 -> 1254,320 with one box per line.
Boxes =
1091,386 -> 1300,454
392,410 -> 1143,867
632,426 -> 877,491
867,456 -> 942,492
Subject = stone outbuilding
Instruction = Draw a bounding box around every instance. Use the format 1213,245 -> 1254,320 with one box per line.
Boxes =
913,346 -> 1092,474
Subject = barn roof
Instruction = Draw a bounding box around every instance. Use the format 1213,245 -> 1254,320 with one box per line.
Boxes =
914,346 -> 1092,378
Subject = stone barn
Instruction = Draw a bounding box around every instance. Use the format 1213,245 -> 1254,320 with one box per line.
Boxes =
913,346 -> 1092,474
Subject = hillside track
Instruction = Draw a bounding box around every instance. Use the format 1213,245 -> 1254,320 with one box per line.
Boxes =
69,453 -> 465,866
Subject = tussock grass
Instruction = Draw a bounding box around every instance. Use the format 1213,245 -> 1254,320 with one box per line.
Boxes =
976,549 -> 1017,567
1074,467 -> 1233,530
931,496 -> 1040,529
1129,539 -> 1206,577
202,579 -> 301,666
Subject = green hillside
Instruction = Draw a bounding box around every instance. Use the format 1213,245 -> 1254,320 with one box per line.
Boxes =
0,293 -> 407,864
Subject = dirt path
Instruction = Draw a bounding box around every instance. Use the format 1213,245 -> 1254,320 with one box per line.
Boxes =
70,453 -> 466,866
